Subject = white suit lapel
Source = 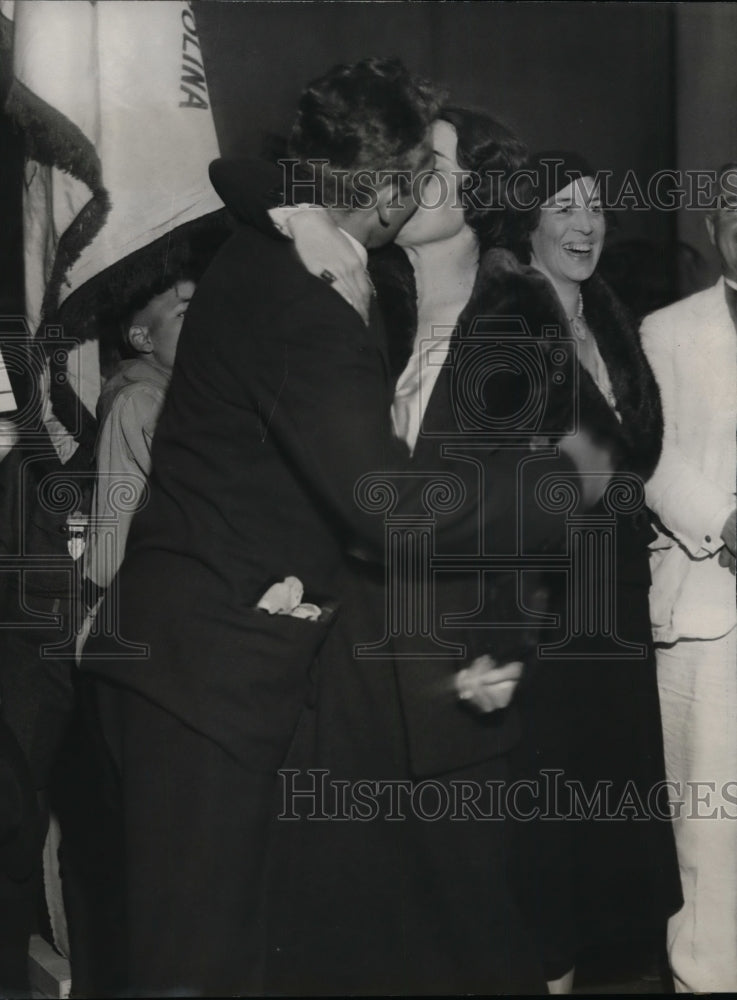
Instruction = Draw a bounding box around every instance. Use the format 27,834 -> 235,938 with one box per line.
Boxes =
689,278 -> 736,412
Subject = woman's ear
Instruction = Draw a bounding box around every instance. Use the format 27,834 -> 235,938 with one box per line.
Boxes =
127,324 -> 154,354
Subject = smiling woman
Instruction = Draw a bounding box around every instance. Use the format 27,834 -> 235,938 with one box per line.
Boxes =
531,175 -> 606,294
507,149 -> 681,988
518,153 -> 615,404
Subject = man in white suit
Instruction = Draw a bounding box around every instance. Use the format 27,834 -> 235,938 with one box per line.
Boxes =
642,163 -> 737,992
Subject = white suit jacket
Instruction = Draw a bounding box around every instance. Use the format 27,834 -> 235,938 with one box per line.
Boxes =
641,277 -> 736,643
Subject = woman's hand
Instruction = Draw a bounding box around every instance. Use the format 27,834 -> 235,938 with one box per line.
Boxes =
288,208 -> 374,324
455,654 -> 523,714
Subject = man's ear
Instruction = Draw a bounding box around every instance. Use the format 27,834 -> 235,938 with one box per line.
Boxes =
705,214 -> 716,248
375,178 -> 414,230
127,324 -> 153,354
375,180 -> 395,230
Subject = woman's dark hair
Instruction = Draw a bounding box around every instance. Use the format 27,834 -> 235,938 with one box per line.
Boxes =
437,105 -> 529,255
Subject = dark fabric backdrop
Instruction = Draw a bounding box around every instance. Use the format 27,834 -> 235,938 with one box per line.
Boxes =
1,2 -> 735,316
197,0 -> 674,251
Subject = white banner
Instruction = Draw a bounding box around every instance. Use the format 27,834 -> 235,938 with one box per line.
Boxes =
1,0 -> 223,416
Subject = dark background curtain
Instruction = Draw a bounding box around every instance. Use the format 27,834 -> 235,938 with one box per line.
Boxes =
675,3 -> 737,273
1,1 -> 735,318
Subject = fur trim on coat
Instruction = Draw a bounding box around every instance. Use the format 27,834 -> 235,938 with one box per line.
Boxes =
371,245 -> 663,482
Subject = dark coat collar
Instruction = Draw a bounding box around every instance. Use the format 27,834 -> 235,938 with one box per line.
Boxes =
368,243 -> 418,384
371,245 -> 663,482
578,270 -> 663,480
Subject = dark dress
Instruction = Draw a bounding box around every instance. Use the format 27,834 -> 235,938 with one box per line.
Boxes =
265,560 -> 549,997
261,261 -> 581,996
496,258 -> 683,976
367,245 -> 681,980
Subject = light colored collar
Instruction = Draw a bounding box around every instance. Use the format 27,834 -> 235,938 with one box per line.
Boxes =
725,277 -> 737,292
337,226 -> 368,268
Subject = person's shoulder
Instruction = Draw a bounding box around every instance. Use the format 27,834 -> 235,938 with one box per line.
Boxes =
103,358 -> 166,396
192,221 -> 291,294
199,222 -> 345,314
239,226 -> 367,329
209,156 -> 282,228
181,222 -> 367,355
177,227 -> 316,354
101,373 -> 165,430
641,280 -> 722,331
476,246 -> 524,281
209,221 -> 290,280
468,247 -> 566,327
475,248 -> 558,300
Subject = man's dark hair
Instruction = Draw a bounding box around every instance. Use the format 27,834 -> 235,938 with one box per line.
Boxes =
288,56 -> 442,208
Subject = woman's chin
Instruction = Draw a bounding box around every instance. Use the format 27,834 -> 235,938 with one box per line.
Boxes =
394,227 -> 424,248
561,249 -> 602,283
562,261 -> 597,284
395,217 -> 449,248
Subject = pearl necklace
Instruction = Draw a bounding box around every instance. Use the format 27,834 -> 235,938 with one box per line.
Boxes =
569,290 -> 586,340
567,291 -> 621,419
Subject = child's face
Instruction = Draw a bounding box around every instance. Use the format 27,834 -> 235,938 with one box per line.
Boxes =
137,280 -> 196,371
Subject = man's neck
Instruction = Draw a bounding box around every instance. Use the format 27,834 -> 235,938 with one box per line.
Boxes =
327,208 -> 368,248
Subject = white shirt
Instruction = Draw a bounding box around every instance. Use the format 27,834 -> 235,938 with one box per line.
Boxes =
269,203 -> 450,451
392,324 -> 456,453
268,204 -> 368,267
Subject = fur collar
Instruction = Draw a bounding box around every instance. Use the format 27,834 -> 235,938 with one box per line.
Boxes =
578,268 -> 663,479
371,245 -> 663,482
368,244 -> 418,382
461,249 -> 662,479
